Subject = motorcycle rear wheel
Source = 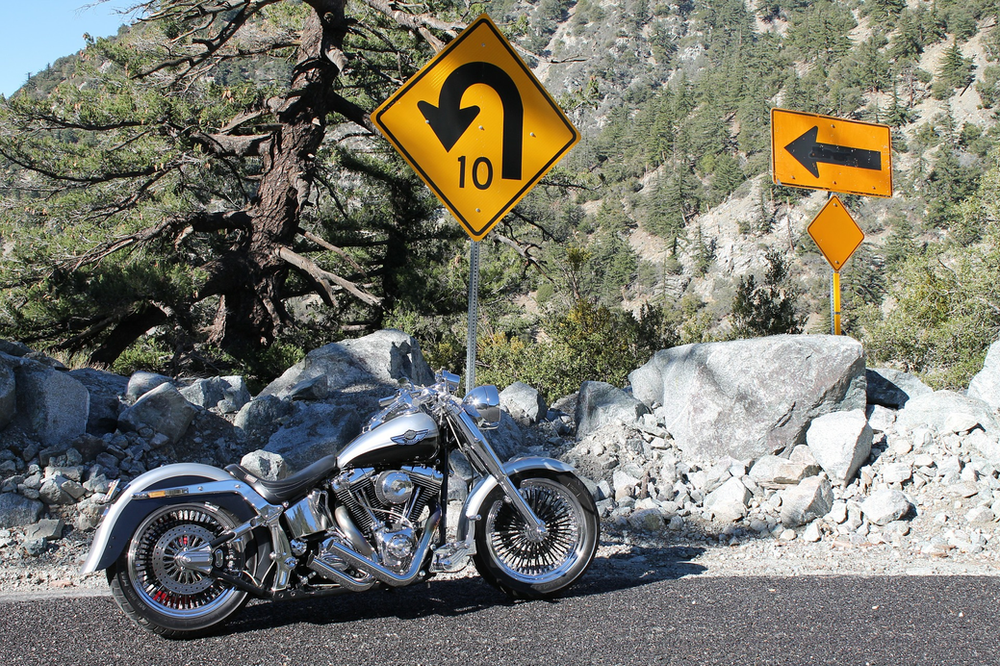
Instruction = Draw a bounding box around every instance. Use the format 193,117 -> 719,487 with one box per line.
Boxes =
108,502 -> 252,638
473,470 -> 599,599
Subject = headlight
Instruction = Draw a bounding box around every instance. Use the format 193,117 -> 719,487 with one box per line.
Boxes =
463,385 -> 500,430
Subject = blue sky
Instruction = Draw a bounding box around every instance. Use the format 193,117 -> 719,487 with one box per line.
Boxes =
1,1 -> 138,97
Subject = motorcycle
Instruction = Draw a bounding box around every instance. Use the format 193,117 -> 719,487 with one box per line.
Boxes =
81,371 -> 599,638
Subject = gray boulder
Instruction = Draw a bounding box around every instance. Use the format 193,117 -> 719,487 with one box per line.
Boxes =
861,489 -> 913,525
235,395 -> 294,448
500,382 -> 547,425
125,371 -> 174,403
703,476 -> 751,523
14,362 -> 90,447
0,361 -> 14,431
968,339 -> 1000,410
575,381 -> 650,438
780,475 -> 834,527
866,368 -> 932,409
240,450 -> 290,481
261,330 -> 433,399
629,335 -> 865,460
806,410 -> 873,485
68,368 -> 128,436
0,492 -> 45,528
180,376 -> 251,413
749,453 -> 820,489
118,383 -> 198,446
896,391 -> 998,436
263,402 -> 362,471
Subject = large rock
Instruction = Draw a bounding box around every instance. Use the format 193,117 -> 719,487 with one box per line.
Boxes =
806,410 -> 872,485
234,395 -> 294,447
748,453 -> 820,489
896,391 -> 999,436
263,402 -> 362,471
866,368 -> 932,409
118,383 -> 198,446
68,368 -> 128,436
180,376 -> 251,413
629,335 -> 865,460
499,382 -> 547,425
260,330 -> 433,400
0,492 -> 45,528
13,362 -> 90,447
704,476 -> 751,523
780,476 -> 834,527
240,450 -> 290,481
575,381 -> 650,438
861,489 -> 913,525
968,339 -> 1000,410
125,371 -> 174,403
0,361 -> 14,432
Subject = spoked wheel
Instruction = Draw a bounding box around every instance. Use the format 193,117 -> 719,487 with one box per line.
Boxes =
473,470 -> 599,599
108,503 -> 252,638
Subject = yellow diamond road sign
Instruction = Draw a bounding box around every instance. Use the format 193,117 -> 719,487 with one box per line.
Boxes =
808,195 -> 864,270
371,14 -> 579,241
772,108 -> 892,198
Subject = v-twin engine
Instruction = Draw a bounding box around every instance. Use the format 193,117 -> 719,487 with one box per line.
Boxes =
287,465 -> 444,586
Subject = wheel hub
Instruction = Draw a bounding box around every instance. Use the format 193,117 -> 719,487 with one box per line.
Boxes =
151,524 -> 216,595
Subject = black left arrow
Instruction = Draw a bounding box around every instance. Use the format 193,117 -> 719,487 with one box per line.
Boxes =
785,126 -> 882,178
417,61 -> 523,180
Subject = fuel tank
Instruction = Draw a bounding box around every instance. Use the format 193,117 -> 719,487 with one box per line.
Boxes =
338,411 -> 440,469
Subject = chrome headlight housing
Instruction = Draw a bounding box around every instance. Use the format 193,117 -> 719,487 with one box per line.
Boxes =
463,385 -> 500,430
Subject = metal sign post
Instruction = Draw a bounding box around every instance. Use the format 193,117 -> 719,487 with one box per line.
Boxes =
465,240 -> 481,393
831,270 -> 842,335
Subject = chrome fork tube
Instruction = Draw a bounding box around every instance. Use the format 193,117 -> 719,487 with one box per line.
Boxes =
446,405 -> 548,539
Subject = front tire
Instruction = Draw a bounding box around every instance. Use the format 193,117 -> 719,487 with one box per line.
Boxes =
108,502 -> 252,638
473,470 -> 599,599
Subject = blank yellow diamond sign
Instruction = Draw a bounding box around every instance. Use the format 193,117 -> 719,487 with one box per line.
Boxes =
808,195 -> 864,270
371,14 -> 579,241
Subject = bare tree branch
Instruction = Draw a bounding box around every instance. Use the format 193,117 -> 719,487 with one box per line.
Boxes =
276,244 -> 381,306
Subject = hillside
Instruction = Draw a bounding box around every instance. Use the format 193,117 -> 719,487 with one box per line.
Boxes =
0,0 -> 998,395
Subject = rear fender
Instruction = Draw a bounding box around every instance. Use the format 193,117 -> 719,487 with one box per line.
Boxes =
81,463 -> 260,574
456,457 -> 577,542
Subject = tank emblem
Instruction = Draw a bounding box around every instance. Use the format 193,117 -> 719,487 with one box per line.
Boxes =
391,429 -> 429,445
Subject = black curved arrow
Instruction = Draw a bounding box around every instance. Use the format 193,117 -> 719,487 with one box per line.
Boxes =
785,126 -> 882,179
417,62 -> 523,181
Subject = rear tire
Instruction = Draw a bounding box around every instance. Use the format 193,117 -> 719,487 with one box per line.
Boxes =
108,502 -> 252,638
473,470 -> 599,599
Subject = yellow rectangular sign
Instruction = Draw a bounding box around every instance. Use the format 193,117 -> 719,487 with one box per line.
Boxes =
772,108 -> 892,198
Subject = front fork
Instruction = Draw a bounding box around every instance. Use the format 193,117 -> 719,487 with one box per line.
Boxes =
446,405 -> 548,541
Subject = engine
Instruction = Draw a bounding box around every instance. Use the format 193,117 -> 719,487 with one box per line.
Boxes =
325,465 -> 443,573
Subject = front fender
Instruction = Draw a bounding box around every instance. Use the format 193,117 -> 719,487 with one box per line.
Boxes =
455,457 -> 578,542
81,463 -> 248,574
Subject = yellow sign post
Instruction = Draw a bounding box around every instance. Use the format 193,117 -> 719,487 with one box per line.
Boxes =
371,14 -> 580,241
771,108 -> 892,198
808,195 -> 864,335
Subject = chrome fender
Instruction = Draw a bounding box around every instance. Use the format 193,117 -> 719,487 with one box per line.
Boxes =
455,457 -> 578,542
81,463 -> 242,574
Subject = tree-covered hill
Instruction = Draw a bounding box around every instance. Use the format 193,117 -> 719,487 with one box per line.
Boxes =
0,0 -> 998,397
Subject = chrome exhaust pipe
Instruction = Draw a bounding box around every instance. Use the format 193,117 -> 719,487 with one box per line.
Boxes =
324,508 -> 441,588
306,556 -> 376,592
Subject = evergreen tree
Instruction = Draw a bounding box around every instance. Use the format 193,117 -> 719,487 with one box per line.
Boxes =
933,40 -> 976,98
731,250 -> 803,338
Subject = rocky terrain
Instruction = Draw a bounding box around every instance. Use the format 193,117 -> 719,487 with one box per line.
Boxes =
4,331 -> 1000,598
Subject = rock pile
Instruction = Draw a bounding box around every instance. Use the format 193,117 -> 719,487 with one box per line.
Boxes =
564,336 -> 1000,565
3,331 -> 1000,582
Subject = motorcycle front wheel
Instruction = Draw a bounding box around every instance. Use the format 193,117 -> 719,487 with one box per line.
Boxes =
473,470 -> 599,599
107,502 -> 253,638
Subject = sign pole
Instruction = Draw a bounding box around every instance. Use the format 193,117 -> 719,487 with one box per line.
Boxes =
832,269 -> 842,335
465,239 -> 481,394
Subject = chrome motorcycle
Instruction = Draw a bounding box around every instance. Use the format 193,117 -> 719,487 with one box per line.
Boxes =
82,371 -> 599,638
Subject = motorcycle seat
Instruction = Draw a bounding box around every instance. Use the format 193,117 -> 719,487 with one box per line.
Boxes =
225,454 -> 339,505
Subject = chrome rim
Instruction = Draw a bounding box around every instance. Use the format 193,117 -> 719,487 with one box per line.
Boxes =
127,504 -> 244,619
485,479 -> 586,583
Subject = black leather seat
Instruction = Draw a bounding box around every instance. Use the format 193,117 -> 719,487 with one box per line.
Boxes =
225,454 -> 339,505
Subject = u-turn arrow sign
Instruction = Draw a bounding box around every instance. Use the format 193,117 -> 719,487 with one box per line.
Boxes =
371,14 -> 579,241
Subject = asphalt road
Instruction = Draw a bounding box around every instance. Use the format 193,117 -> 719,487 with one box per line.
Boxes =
1,548 -> 997,666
